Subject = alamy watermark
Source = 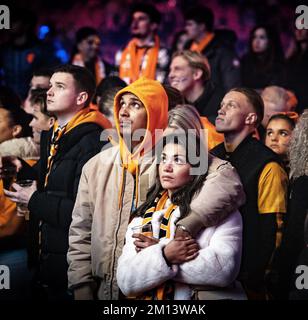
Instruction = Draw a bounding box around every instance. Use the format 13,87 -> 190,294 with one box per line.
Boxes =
295,5 -> 308,30
0,5 -> 10,29
0,265 -> 10,290
295,264 -> 308,290
99,128 -> 209,175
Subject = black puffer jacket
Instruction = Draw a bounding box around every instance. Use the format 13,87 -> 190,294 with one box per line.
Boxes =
25,122 -> 108,290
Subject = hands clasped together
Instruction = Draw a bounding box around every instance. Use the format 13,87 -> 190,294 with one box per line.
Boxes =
133,227 -> 199,265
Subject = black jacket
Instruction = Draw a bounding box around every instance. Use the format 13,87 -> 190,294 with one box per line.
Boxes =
25,122 -> 107,290
212,135 -> 282,290
190,80 -> 225,124
201,35 -> 241,92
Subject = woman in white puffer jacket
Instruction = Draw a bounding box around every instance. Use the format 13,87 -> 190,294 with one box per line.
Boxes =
117,132 -> 243,300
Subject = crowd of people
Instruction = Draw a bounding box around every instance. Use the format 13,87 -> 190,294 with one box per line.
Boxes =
0,3 -> 307,301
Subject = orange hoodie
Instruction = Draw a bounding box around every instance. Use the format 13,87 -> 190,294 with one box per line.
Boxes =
113,77 -> 168,208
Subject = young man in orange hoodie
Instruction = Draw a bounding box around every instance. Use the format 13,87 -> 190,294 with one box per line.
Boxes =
3,65 -> 111,300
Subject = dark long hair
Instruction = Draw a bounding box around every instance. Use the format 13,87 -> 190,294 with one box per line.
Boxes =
247,24 -> 284,71
135,132 -> 208,219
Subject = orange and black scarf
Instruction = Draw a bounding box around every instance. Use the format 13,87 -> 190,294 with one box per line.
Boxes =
45,123 -> 66,186
138,190 -> 178,300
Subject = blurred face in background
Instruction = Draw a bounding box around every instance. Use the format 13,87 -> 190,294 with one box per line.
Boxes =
0,108 -> 15,143
295,28 -> 308,42
30,76 -> 50,91
252,28 -> 269,53
24,76 -> 51,114
29,103 -> 54,144
77,34 -> 101,61
176,33 -> 190,51
261,88 -> 289,128
265,118 -> 293,157
168,56 -> 197,97
130,11 -> 155,39
185,20 -> 205,41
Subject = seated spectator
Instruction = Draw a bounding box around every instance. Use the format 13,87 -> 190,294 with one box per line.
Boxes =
117,133 -> 243,300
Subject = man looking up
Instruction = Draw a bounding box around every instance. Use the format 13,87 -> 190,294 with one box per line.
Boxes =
3,65 -> 111,300
212,88 -> 288,299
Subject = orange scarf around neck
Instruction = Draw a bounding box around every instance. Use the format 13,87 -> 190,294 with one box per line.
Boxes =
190,32 -> 215,53
72,53 -> 106,84
119,35 -> 160,83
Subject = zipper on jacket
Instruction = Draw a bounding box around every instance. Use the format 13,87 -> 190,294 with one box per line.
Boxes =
109,169 -> 131,298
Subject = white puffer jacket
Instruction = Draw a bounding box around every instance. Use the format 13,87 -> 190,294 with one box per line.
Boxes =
117,205 -> 243,300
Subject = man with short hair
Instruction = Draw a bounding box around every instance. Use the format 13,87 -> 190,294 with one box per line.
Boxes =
4,65 -> 111,300
168,50 -> 225,124
211,88 -> 288,299
184,5 -> 241,91
261,86 -> 298,127
115,3 -> 169,84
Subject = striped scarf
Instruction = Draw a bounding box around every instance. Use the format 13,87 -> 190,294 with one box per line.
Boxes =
138,190 -> 178,300
44,124 -> 66,186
